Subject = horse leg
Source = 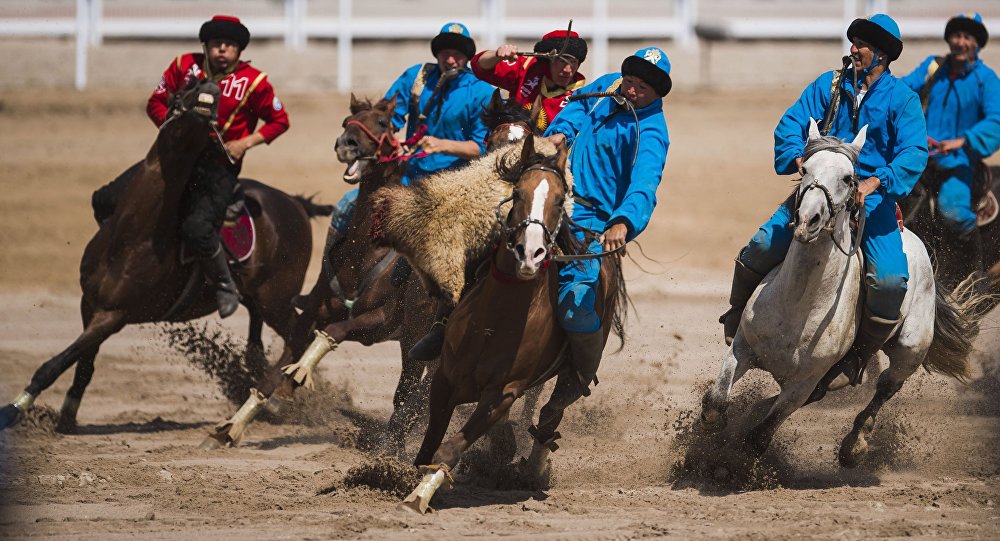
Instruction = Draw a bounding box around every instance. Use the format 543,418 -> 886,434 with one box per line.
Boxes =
701,337 -> 754,430
55,345 -> 99,434
521,367 -> 589,481
0,309 -> 125,431
485,410 -> 518,465
838,344 -> 923,468
744,381 -> 815,458
401,386 -> 517,514
518,384 -> 543,427
246,301 -> 265,357
381,347 -> 428,457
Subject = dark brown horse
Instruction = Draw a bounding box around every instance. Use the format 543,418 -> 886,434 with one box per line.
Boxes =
398,135 -> 628,513
900,162 -> 1000,304
199,95 -> 437,452
0,79 -> 325,433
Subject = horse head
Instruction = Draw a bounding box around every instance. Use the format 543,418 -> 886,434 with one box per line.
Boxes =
157,77 -> 220,167
497,133 -> 569,279
166,77 -> 219,123
335,94 -> 399,184
482,89 -> 538,152
793,118 -> 867,243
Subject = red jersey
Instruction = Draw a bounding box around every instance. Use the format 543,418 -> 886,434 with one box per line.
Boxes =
471,52 -> 586,132
147,53 -> 289,145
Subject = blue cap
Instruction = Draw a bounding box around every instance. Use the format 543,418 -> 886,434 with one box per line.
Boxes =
621,46 -> 672,96
946,12 -> 988,48
847,13 -> 903,61
431,22 -> 476,59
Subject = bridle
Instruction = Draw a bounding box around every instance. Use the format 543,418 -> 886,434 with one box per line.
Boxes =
162,79 -> 236,164
345,117 -> 430,164
485,121 -> 532,150
495,164 -> 567,260
791,168 -> 864,257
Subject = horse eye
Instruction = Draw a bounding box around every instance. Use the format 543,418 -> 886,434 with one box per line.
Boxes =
378,119 -> 388,129
842,175 -> 853,184
555,197 -> 565,206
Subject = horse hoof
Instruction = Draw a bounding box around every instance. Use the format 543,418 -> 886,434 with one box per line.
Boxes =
0,404 -> 22,430
54,417 -> 78,434
198,433 -> 227,450
263,395 -> 293,417
838,433 -> 867,468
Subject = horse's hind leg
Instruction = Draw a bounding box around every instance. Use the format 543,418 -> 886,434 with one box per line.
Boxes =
382,349 -> 432,457
55,345 -> 99,433
701,337 -> 754,430
0,309 -> 125,431
838,343 -> 923,468
521,367 -> 589,481
744,381 -> 814,457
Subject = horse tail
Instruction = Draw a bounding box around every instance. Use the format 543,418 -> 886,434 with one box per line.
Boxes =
924,274 -> 994,381
607,254 -> 631,353
292,194 -> 334,219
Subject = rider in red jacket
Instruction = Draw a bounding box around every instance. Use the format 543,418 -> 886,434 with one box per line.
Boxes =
92,15 -> 290,318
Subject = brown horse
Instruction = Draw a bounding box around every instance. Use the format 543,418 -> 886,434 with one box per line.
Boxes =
199,95 -> 437,453
900,162 -> 1000,305
0,79 -> 324,433
398,135 -> 628,513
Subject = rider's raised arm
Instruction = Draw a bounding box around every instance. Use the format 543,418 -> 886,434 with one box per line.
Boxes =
543,77 -> 603,147
247,75 -> 290,143
609,121 -> 669,241
773,71 -> 835,176
471,49 -> 527,92
899,55 -> 936,94
963,67 -> 1000,159
383,65 -> 421,131
146,56 -> 185,128
875,88 -> 928,200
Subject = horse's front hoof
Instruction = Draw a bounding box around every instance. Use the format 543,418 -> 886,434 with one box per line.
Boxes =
198,433 -> 227,450
838,432 -> 868,468
54,416 -> 78,434
0,404 -> 22,430
263,395 -> 293,417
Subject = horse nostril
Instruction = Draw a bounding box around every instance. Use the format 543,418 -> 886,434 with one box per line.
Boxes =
533,247 -> 546,261
808,214 -> 821,227
346,137 -> 359,148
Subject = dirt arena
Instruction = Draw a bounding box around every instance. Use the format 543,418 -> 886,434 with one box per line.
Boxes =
1,38 -> 1000,540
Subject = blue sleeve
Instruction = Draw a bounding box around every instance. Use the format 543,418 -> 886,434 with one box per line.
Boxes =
873,88 -> 928,200
900,56 -> 934,94
543,76 -> 611,147
464,84 -> 492,156
963,68 -> 1000,159
384,65 -> 419,130
609,122 -> 669,240
774,72 -> 833,175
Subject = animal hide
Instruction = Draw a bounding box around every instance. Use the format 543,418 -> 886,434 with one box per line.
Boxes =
371,137 -> 572,304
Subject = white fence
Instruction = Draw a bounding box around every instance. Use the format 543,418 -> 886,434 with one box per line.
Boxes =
1,0 -> 997,91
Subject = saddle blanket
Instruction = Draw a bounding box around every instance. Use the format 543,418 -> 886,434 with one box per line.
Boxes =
220,206 -> 255,263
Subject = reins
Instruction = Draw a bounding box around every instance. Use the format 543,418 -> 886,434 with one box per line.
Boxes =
345,119 -> 428,163
791,141 -> 865,257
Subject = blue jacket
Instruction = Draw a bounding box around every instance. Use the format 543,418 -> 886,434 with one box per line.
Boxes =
384,64 -> 493,182
543,73 -> 670,240
901,56 -> 1000,171
775,68 -> 927,201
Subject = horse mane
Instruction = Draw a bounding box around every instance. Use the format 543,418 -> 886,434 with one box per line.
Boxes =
495,147 -> 564,185
481,97 -> 535,133
802,134 -> 860,164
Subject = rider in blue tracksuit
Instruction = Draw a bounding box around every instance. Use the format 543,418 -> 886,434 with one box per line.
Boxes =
542,47 -> 671,395
900,12 -> 1000,268
720,14 -> 928,388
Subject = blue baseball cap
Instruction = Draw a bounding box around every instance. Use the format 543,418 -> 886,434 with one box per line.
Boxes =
621,46 -> 671,96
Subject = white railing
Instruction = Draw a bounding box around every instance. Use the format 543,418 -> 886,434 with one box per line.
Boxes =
0,0 -> 996,91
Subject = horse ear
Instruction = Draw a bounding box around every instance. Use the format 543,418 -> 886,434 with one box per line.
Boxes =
553,137 -> 568,172
529,94 -> 543,132
851,125 -> 868,152
807,117 -> 821,141
379,92 -> 399,112
349,93 -> 366,114
489,89 -> 503,112
519,132 -> 535,165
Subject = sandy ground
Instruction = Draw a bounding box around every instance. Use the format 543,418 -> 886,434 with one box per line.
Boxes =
1,40 -> 1000,540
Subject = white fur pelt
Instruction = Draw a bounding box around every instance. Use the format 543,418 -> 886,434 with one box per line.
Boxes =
371,137 -> 572,305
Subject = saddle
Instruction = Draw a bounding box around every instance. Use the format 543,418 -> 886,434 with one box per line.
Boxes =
179,201 -> 256,265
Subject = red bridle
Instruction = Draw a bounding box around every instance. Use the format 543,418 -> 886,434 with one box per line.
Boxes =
346,119 -> 428,163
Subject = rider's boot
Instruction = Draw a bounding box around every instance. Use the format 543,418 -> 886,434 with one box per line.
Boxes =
718,259 -> 765,345
809,310 -> 898,403
567,330 -> 605,397
409,295 -> 456,361
201,246 -> 241,318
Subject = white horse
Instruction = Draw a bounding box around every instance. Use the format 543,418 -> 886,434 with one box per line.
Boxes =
701,119 -> 983,467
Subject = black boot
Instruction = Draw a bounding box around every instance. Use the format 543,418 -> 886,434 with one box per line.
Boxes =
201,246 -> 241,318
566,330 -> 605,397
808,310 -> 898,404
718,259 -> 765,345
408,319 -> 447,361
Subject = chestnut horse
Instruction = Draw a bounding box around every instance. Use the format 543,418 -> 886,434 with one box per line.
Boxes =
0,79 -> 325,433
200,95 -> 437,452
399,135 -> 628,513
